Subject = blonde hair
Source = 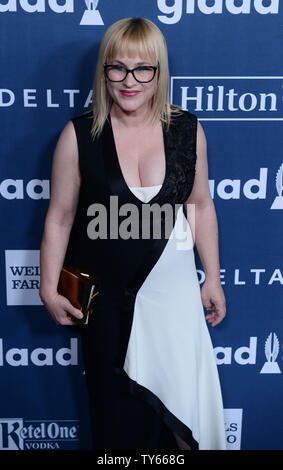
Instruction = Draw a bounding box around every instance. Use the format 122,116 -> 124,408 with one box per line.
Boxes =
89,17 -> 183,141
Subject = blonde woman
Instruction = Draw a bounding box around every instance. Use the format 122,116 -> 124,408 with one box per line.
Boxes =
40,17 -> 227,451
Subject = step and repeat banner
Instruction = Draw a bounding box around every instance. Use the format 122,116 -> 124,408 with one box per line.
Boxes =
1,0 -> 282,451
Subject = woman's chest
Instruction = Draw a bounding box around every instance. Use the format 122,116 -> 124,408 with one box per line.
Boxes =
79,112 -> 197,206
112,124 -> 166,187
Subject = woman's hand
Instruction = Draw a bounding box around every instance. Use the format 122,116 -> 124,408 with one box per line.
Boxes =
201,278 -> 226,327
40,292 -> 83,326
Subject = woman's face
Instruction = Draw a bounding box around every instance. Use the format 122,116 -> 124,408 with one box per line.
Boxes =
104,53 -> 158,115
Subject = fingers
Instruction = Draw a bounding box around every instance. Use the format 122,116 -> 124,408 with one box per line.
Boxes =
45,294 -> 84,326
68,305 -> 84,321
57,307 -> 83,326
201,281 -> 226,327
205,304 -> 226,327
56,296 -> 83,325
202,299 -> 213,309
58,315 -> 80,326
48,311 -> 78,326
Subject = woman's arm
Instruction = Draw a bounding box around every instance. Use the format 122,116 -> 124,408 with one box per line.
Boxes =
39,120 -> 84,325
185,121 -> 226,327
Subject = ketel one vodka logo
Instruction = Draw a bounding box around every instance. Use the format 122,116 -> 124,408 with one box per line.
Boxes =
260,332 -> 281,374
0,419 -> 79,450
270,163 -> 283,210
80,0 -> 103,25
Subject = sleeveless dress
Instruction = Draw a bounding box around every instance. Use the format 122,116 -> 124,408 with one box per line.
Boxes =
64,107 -> 227,451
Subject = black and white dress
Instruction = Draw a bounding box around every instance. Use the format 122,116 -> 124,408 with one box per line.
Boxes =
64,107 -> 227,451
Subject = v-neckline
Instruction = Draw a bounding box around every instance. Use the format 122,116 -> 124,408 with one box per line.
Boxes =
107,112 -> 168,205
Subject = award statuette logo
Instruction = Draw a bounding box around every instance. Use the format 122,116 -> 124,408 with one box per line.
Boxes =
80,0 -> 104,26
260,332 -> 281,374
270,163 -> 283,209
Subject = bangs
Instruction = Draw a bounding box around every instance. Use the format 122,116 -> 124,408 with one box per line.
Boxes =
91,17 -> 176,139
105,28 -> 158,65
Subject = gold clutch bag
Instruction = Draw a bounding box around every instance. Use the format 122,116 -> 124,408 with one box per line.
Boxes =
57,265 -> 100,325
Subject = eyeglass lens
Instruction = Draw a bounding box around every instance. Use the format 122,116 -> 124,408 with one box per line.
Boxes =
105,65 -> 156,82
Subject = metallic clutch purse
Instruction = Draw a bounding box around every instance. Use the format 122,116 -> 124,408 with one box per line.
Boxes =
57,265 -> 100,325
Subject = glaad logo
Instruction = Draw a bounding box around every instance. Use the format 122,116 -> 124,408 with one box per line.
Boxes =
270,163 -> 283,209
0,418 -> 79,450
215,334 -> 282,374
0,179 -> 49,200
80,0 -> 103,25
0,0 -> 104,25
210,165 -> 283,206
0,338 -> 78,367
214,337 -> 257,365
2,167 -> 282,207
260,332 -> 281,374
0,0 -> 74,13
157,0 -> 280,24
209,168 -> 268,201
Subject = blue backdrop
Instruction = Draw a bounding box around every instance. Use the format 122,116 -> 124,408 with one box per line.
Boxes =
1,0 -> 282,451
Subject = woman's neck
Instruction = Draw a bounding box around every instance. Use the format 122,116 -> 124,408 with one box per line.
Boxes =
110,101 -> 154,129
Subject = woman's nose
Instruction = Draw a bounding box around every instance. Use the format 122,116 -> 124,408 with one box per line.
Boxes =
123,71 -> 138,87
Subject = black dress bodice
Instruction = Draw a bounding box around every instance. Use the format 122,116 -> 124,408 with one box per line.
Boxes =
64,106 -> 198,290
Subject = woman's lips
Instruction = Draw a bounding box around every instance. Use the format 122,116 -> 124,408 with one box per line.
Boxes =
120,91 -> 140,97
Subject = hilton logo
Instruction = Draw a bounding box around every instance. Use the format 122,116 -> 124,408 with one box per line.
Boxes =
170,77 -> 283,121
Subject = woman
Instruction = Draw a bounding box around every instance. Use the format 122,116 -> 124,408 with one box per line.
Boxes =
39,17 -> 227,451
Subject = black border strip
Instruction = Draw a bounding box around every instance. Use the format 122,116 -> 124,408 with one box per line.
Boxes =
120,368 -> 199,450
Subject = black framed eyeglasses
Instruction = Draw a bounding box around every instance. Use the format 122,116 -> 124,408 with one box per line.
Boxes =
103,63 -> 159,83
